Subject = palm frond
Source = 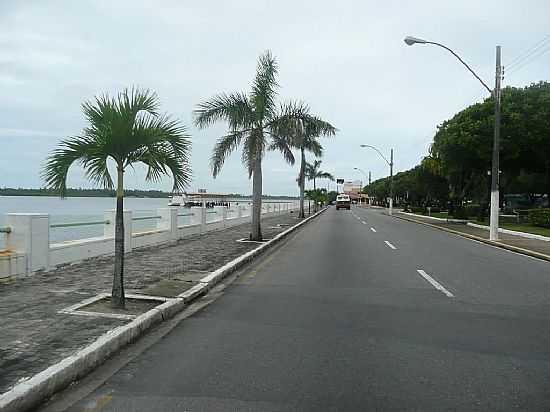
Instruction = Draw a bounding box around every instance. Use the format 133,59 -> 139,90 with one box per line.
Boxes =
194,92 -> 252,130
211,130 -> 246,177
129,113 -> 192,191
250,50 -> 279,120
317,172 -> 335,181
43,135 -> 110,197
269,134 -> 295,165
303,139 -> 323,158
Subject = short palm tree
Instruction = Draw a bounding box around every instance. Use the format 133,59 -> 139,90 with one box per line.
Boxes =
43,88 -> 191,308
194,51 -> 296,241
272,102 -> 336,218
306,159 -> 334,191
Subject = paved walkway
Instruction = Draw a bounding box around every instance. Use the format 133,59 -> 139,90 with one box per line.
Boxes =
397,212 -> 550,257
0,213 -> 304,394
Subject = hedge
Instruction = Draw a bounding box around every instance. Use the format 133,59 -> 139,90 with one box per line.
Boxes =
528,208 -> 550,228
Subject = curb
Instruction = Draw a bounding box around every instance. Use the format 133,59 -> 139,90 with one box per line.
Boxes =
467,222 -> 550,242
394,214 -> 550,263
399,211 -> 468,224
0,207 -> 327,412
399,212 -> 550,242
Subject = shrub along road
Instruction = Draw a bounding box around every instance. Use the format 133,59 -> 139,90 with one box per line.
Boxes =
54,206 -> 550,411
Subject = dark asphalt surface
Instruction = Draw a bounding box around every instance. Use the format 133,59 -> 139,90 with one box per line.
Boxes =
63,207 -> 550,411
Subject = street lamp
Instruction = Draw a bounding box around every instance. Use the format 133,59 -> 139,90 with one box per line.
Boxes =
354,167 -> 371,207
404,35 -> 502,241
360,145 -> 394,215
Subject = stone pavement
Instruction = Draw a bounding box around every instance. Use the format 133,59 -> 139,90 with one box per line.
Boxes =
397,213 -> 550,257
0,213 -> 305,394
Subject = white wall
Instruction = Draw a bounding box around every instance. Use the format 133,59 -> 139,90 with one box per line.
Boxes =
0,200 -> 306,279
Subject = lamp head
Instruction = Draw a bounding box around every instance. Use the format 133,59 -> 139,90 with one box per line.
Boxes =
404,36 -> 427,46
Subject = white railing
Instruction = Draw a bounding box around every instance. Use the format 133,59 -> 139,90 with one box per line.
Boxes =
0,200 -> 307,279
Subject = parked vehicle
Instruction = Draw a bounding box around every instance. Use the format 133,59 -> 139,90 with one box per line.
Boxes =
336,194 -> 351,210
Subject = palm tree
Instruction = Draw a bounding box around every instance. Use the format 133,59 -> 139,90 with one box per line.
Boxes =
272,102 -> 336,218
194,51 -> 295,241
43,88 -> 191,308
306,159 -> 335,191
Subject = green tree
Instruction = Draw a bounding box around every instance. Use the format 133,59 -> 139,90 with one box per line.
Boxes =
43,88 -> 191,308
272,102 -> 336,218
194,51 -> 301,241
305,188 -> 328,210
305,160 -> 334,191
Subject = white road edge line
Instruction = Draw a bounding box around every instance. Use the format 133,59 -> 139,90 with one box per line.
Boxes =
417,269 -> 454,298
370,227 -> 377,232
384,240 -> 397,250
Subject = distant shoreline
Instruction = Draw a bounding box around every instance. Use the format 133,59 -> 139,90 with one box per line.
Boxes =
0,188 -> 298,200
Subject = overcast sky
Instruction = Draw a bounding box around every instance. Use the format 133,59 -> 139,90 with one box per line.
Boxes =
1,0 -> 549,196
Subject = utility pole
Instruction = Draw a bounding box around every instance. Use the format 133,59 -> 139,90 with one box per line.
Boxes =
368,171 -> 371,186
489,46 -> 502,241
389,148 -> 394,216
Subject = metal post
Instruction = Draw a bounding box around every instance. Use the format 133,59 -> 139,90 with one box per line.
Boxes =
489,46 -> 501,241
389,149 -> 394,216
368,171 -> 371,185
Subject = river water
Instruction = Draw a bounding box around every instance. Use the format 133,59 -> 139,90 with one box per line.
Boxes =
0,196 -> 290,245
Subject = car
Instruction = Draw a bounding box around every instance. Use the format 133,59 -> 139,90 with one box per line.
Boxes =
336,194 -> 351,210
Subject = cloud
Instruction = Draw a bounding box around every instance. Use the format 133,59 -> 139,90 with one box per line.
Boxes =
0,0 -> 549,195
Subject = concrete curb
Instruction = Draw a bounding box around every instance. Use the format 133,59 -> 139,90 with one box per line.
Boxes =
0,208 -> 327,412
399,212 -> 550,242
394,214 -> 550,263
467,222 -> 550,242
399,212 -> 468,224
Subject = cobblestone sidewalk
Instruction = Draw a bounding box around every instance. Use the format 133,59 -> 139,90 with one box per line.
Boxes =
0,213 -> 304,393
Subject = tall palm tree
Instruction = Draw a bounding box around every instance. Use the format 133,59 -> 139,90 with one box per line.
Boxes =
272,102 -> 336,218
43,88 -> 191,308
194,51 -> 295,241
306,159 -> 335,191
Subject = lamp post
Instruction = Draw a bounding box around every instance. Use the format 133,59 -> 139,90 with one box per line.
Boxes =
404,35 -> 502,241
360,145 -> 394,215
354,167 -> 369,206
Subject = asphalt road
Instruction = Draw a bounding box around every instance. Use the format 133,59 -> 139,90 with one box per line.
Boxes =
61,207 -> 550,411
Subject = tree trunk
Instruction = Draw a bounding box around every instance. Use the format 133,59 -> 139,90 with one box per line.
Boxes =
250,156 -> 263,241
547,162 -> 550,208
299,147 -> 306,218
111,166 -> 125,308
313,177 -> 316,191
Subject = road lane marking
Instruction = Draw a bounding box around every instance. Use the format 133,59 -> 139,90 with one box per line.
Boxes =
416,269 -> 454,298
362,221 -> 367,225
384,241 -> 397,250
370,227 -> 377,232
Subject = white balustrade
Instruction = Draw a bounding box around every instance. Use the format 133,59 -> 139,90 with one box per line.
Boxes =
0,201 -> 301,279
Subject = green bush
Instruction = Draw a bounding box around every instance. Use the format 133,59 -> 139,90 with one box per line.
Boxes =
528,208 -> 550,227
451,207 -> 469,220
464,204 -> 481,217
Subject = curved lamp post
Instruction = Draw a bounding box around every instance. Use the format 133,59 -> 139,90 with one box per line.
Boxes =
360,145 -> 394,215
404,35 -> 502,240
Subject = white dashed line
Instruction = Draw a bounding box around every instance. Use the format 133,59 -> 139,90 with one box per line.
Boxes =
384,241 -> 397,250
362,221 -> 367,225
416,269 -> 454,297
370,227 -> 377,232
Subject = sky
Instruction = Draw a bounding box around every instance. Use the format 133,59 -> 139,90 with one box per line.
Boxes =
0,0 -> 549,196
